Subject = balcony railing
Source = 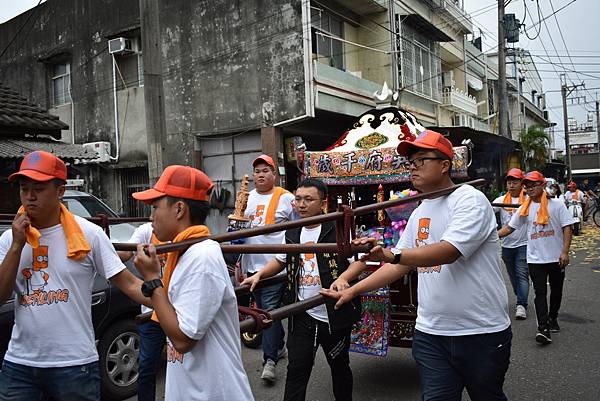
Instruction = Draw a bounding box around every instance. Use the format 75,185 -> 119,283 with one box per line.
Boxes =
432,0 -> 473,33
441,86 -> 477,115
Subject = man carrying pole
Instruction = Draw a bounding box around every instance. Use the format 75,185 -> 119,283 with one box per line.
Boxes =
0,151 -> 151,401
242,178 -> 360,401
132,165 -> 253,401
242,154 -> 295,383
322,130 -> 512,401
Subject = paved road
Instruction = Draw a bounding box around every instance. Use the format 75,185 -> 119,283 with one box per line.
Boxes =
126,224 -> 600,401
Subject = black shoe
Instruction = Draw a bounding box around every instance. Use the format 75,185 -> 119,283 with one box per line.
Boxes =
548,318 -> 560,332
536,328 -> 552,345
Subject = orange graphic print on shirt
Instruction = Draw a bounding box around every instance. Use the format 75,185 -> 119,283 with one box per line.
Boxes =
19,245 -> 70,306
167,343 -> 184,364
251,205 -> 265,226
415,218 -> 442,274
299,242 -> 320,286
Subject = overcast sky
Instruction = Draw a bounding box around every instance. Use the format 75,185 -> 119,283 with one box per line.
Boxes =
2,0 -> 599,149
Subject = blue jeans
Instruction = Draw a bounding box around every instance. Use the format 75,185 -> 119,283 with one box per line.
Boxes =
501,246 -> 529,308
254,281 -> 286,363
0,360 -> 100,401
137,321 -> 166,401
412,327 -> 512,401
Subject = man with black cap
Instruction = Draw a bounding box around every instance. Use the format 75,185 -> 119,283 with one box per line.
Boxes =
493,168 -> 529,320
242,154 -> 295,382
322,131 -> 512,401
0,151 -> 150,401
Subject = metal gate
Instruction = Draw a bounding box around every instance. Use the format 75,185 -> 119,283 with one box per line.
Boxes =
120,167 -> 150,217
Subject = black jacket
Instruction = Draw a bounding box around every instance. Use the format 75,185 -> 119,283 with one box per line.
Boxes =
282,220 -> 361,331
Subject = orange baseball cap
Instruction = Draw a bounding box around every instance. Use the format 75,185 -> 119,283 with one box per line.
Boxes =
8,150 -> 67,182
505,168 -> 525,180
252,154 -> 275,169
396,130 -> 454,160
567,181 -> 577,188
132,165 -> 214,204
523,171 -> 546,183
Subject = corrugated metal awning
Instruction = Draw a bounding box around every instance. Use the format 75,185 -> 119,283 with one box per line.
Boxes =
0,138 -> 96,160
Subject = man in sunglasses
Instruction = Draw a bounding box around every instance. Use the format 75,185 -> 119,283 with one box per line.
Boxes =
322,130 -> 511,401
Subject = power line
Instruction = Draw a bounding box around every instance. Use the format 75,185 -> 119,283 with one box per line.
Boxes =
0,0 -> 43,60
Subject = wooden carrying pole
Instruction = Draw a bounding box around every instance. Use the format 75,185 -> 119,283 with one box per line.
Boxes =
113,179 -> 485,254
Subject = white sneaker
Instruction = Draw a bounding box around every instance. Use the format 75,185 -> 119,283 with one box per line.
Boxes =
515,305 -> 527,320
261,359 -> 276,383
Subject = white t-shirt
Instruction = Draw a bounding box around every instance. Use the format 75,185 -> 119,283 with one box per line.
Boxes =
0,216 -> 126,367
564,190 -> 585,202
276,225 -> 328,323
508,199 -> 575,264
397,185 -> 510,336
165,239 -> 253,401
242,189 -> 295,274
127,222 -> 167,314
493,195 -> 528,248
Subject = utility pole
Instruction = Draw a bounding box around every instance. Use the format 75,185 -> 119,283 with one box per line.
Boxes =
497,0 -> 509,138
561,75 -> 585,181
140,0 -> 167,183
596,99 -> 600,173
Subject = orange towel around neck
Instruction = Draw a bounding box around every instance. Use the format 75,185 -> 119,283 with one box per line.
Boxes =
17,204 -> 91,260
519,191 -> 550,225
151,225 -> 211,322
502,190 -> 526,213
265,187 -> 289,226
571,190 -> 580,201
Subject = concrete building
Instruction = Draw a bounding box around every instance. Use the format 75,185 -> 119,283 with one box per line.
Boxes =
0,0 -> 555,230
569,115 -> 600,182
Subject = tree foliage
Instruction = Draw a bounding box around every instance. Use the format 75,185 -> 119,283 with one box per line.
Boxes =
519,124 -> 550,171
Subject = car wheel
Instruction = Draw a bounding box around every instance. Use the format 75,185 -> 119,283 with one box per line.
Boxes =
98,319 -> 140,400
241,330 -> 262,349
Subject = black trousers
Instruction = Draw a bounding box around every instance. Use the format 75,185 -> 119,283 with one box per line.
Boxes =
283,312 -> 353,401
528,263 -> 566,329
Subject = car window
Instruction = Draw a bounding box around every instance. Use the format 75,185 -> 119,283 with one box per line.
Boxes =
63,199 -> 92,217
63,197 -> 117,218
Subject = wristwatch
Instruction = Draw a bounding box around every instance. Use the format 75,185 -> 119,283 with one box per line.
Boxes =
141,279 -> 163,297
390,247 -> 402,264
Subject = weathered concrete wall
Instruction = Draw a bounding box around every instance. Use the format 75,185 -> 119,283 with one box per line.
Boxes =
0,0 -> 141,151
157,0 -> 306,166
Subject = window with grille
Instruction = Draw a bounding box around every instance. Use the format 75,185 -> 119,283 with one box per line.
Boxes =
395,17 -> 441,101
52,63 -> 71,106
311,8 -> 344,70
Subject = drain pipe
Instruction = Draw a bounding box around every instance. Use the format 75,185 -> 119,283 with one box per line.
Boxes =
110,54 -> 120,161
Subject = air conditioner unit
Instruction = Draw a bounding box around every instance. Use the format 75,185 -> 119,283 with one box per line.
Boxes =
83,141 -> 111,163
108,37 -> 134,55
454,114 -> 474,128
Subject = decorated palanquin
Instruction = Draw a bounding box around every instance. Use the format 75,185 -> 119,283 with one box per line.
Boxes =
304,106 -> 468,186
300,93 -> 471,355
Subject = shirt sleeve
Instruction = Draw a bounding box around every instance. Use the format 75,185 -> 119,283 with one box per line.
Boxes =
440,189 -> 496,259
173,270 -> 227,341
492,196 -> 503,213
128,223 -> 152,244
91,227 -> 127,280
558,201 -> 576,227
0,230 -> 12,263
397,218 -> 415,249
275,235 -> 287,263
508,206 -> 525,229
